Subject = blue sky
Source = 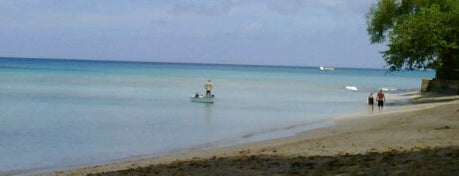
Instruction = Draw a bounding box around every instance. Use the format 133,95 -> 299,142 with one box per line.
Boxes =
0,0 -> 386,68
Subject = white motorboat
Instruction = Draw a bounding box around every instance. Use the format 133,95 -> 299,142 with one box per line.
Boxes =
190,95 -> 215,103
320,66 -> 335,71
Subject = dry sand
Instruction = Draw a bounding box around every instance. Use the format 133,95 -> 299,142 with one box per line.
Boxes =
40,93 -> 459,175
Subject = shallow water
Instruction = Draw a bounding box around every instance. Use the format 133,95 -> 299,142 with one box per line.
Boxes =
0,57 -> 434,173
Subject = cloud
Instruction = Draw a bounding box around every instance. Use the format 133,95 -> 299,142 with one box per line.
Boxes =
267,0 -> 305,15
241,22 -> 263,35
263,0 -> 375,16
311,0 -> 375,14
169,0 -> 237,16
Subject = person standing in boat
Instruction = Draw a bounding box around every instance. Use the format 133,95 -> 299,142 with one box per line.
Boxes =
204,80 -> 213,97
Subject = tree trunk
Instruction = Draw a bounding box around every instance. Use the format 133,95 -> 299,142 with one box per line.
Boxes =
436,52 -> 459,80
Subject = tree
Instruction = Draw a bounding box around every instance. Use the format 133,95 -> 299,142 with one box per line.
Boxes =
366,0 -> 459,80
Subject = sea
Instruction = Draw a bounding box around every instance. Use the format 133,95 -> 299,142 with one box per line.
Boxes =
0,57 -> 434,174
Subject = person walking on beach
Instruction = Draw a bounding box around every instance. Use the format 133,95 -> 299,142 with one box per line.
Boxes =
204,80 -> 213,97
368,93 -> 374,112
376,89 -> 385,111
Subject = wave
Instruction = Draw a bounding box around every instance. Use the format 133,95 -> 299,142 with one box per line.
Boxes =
380,88 -> 420,94
381,88 -> 397,92
345,86 -> 358,91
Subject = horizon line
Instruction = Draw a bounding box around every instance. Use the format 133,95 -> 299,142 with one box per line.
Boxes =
1,56 -> 389,70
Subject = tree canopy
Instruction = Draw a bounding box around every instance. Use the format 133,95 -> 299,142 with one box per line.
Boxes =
366,0 -> 458,80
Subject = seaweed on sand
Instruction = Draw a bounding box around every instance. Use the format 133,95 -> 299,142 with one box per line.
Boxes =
90,146 -> 459,176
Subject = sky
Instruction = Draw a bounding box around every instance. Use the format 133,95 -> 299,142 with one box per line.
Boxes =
0,0 -> 387,68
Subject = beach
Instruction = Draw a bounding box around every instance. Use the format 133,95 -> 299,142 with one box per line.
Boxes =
39,93 -> 459,175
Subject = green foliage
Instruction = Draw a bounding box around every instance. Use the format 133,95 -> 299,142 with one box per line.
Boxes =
367,0 -> 459,80
366,0 -> 399,43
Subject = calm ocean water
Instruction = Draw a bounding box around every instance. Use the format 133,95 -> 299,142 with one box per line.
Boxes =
0,57 -> 434,174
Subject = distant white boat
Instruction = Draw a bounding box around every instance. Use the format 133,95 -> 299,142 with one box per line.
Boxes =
319,66 -> 335,71
345,86 -> 358,91
190,95 -> 215,103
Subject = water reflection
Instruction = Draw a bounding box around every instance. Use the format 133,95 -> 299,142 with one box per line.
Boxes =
204,103 -> 213,123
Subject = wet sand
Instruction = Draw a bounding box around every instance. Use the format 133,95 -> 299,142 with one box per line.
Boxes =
42,93 -> 459,175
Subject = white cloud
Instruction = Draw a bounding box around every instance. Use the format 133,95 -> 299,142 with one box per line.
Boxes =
169,0 -> 238,16
266,0 -> 305,15
242,22 -> 263,34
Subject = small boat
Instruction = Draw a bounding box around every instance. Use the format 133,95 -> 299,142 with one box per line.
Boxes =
319,66 -> 335,71
190,95 -> 215,103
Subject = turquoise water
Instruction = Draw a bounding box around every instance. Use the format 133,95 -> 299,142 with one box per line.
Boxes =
0,57 -> 434,174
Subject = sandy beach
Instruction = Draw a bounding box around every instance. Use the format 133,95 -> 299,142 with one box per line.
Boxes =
40,93 -> 459,175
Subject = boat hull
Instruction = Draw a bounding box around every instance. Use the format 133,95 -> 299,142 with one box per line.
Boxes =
190,96 -> 214,103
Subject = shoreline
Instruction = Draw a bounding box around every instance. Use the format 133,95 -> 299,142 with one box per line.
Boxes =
36,92 -> 459,175
23,117 -> 338,176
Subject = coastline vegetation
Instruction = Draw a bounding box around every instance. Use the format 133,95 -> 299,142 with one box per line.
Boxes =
366,0 -> 459,80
